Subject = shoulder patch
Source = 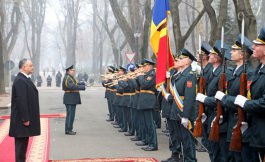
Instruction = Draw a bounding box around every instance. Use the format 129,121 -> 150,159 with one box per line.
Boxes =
187,81 -> 192,88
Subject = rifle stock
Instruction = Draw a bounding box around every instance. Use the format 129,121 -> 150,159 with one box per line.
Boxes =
209,73 -> 225,142
229,72 -> 247,152
193,76 -> 205,137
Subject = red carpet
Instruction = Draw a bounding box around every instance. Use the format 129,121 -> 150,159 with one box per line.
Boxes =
0,113 -> 66,119
0,118 -> 50,162
49,157 -> 158,162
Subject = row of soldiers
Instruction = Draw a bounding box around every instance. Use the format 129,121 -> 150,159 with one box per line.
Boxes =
102,27 -> 265,162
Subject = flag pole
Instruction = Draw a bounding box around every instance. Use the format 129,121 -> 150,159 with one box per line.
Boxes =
166,11 -> 170,92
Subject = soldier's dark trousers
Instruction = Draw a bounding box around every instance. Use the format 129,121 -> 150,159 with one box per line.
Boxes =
153,110 -> 161,128
15,137 -> 29,162
210,133 -> 228,162
129,108 -> 136,135
65,104 -> 76,132
138,110 -> 147,143
167,118 -> 182,154
175,120 -> 196,162
121,106 -> 128,131
143,109 -> 157,148
201,123 -> 214,162
135,110 -> 141,139
232,143 -> 259,162
107,98 -> 114,120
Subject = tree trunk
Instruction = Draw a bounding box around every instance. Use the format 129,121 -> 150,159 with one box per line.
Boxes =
0,31 -> 5,94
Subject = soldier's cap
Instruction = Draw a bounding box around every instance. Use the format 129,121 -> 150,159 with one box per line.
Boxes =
65,65 -> 74,71
253,27 -> 265,45
107,66 -> 115,73
232,34 -> 253,54
135,63 -> 139,68
144,59 -> 155,66
119,66 -> 126,72
200,41 -> 212,55
139,60 -> 145,67
210,40 -> 231,60
179,48 -> 197,61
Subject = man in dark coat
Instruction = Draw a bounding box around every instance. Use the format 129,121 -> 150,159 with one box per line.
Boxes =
62,65 -> 86,135
47,75 -> 52,87
9,58 -> 40,162
56,71 -> 62,87
37,74 -> 42,87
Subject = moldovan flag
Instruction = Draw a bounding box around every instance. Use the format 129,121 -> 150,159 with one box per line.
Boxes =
150,0 -> 174,88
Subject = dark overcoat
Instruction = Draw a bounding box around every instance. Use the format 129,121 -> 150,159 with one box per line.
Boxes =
9,73 -> 40,137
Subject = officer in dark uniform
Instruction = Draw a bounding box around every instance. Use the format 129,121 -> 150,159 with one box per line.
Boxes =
164,49 -> 197,161
47,75 -> 52,87
234,27 -> 265,161
37,74 -> 42,87
136,59 -> 158,151
161,55 -> 183,162
196,40 -> 231,162
102,66 -> 115,121
56,71 -> 62,87
215,35 -> 258,162
84,72 -> 88,82
62,65 -> 86,135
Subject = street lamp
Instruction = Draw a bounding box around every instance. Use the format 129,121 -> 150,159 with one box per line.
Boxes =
134,31 -> 141,63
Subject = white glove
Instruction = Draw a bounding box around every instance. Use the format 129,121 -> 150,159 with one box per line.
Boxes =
196,93 -> 207,103
157,85 -> 162,92
166,71 -> 170,79
181,118 -> 189,128
215,91 -> 225,101
201,113 -> 207,123
165,93 -> 170,101
241,122 -> 248,134
234,95 -> 248,108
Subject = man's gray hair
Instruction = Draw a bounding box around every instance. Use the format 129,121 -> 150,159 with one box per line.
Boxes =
18,58 -> 29,69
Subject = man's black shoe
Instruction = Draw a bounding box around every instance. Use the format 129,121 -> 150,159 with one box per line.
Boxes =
196,145 -> 207,152
135,141 -> 147,146
142,146 -> 158,151
130,137 -> 141,141
111,122 -> 118,125
124,132 -> 134,136
106,119 -> 114,122
118,129 -> 126,132
113,125 -> 120,128
65,131 -> 76,135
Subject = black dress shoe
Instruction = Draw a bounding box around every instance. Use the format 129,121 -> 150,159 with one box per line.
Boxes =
106,119 -> 114,122
113,125 -> 120,128
135,141 -> 147,146
124,132 -> 134,136
111,122 -> 117,125
130,137 -> 141,141
65,131 -> 76,135
118,129 -> 126,132
142,146 -> 158,151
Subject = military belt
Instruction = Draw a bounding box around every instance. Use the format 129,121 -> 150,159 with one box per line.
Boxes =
135,90 -> 140,93
65,90 -> 79,93
116,93 -> 123,96
140,90 -> 155,95
123,92 -> 135,96
109,89 -> 117,92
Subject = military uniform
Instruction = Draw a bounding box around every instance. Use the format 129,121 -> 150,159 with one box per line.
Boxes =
62,65 -> 86,135
47,75 -> 52,87
137,59 -> 158,151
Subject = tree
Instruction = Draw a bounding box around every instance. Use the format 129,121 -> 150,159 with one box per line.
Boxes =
0,31 -> 4,94
23,0 -> 46,76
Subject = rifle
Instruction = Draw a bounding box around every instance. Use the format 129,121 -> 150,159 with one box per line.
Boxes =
193,47 -> 205,137
208,48 -> 226,142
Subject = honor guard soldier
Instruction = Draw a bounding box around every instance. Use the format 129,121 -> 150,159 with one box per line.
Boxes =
36,74 -> 42,87
56,71 -> 62,87
234,27 -> 265,161
47,75 -> 52,87
62,65 -> 86,135
164,49 -> 197,162
196,40 -> 231,162
161,55 -> 184,162
214,35 -> 258,161
195,42 -> 213,153
136,59 -> 158,151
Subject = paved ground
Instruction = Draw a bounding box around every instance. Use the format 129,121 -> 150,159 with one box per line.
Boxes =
0,86 -> 210,161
